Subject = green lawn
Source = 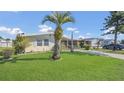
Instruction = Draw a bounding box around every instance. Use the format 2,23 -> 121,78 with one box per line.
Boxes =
0,52 -> 124,80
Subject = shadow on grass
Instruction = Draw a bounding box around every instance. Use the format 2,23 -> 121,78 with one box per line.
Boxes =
61,51 -> 97,56
0,56 -> 50,64
0,57 -> 15,64
17,57 -> 49,61
0,51 -> 97,64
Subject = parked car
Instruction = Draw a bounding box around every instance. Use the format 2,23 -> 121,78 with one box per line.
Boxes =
103,44 -> 124,50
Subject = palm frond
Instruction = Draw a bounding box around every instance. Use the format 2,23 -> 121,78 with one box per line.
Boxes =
42,11 -> 75,27
42,15 -> 57,24
62,16 -> 75,24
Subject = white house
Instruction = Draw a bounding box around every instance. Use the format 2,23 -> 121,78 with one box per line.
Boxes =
0,39 -> 12,47
83,38 -> 103,48
25,33 -> 55,52
83,38 -> 114,48
100,39 -> 114,46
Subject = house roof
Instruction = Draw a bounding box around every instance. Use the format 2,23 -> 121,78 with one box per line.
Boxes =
25,32 -> 54,37
83,38 -> 103,40
25,32 -> 71,40
0,39 -> 12,42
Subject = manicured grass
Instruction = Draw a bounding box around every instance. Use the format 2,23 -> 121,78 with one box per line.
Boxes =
0,52 -> 124,80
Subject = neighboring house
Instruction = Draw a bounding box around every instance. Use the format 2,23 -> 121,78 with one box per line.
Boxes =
83,38 -> 103,48
83,38 -> 114,48
100,39 -> 114,47
0,39 -> 12,47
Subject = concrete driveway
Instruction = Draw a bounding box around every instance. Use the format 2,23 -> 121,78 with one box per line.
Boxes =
76,49 -> 124,60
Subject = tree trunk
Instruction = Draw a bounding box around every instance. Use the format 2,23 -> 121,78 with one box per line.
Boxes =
113,31 -> 118,51
52,39 -> 61,60
52,26 -> 63,60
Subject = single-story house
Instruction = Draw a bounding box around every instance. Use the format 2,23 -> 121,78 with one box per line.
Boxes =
25,32 -> 81,52
83,38 -> 103,48
0,39 -> 12,47
25,33 -> 55,52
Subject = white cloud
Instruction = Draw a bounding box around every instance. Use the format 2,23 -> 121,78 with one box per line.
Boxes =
78,35 -> 85,39
66,27 -> 78,31
103,27 -> 115,34
109,27 -> 115,30
63,34 -> 70,39
103,30 -> 109,34
78,33 -> 92,39
11,28 -> 23,35
74,31 -> 79,33
0,26 -> 23,35
86,33 -> 91,35
38,25 -> 53,33
100,35 -> 113,39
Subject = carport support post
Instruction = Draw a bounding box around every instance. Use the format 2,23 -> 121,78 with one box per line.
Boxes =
71,31 -> 74,52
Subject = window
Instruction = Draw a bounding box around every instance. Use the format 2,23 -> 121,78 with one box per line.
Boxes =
44,39 -> 49,46
37,40 -> 42,46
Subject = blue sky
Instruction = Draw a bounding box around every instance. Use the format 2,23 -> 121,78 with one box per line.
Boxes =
0,11 -> 123,40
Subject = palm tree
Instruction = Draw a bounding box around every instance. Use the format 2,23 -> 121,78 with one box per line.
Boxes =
42,12 -> 75,60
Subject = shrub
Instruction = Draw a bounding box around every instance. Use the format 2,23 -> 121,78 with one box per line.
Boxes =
13,34 -> 29,54
2,49 -> 14,59
0,51 -> 2,56
79,42 -> 84,48
84,45 -> 90,50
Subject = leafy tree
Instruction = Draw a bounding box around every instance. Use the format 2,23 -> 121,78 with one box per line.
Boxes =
13,34 -> 29,54
6,38 -> 10,41
102,11 -> 124,50
0,36 -> 3,39
96,40 -> 101,49
42,12 -> 75,60
121,40 -> 124,44
79,41 -> 84,48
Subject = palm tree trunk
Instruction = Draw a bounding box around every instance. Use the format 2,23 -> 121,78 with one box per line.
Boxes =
113,31 -> 118,51
52,39 -> 61,60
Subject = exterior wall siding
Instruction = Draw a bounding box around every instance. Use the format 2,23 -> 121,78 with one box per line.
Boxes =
25,34 -> 55,52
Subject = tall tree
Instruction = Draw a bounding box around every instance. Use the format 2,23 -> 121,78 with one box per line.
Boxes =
102,11 -> 124,50
42,12 -> 75,60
